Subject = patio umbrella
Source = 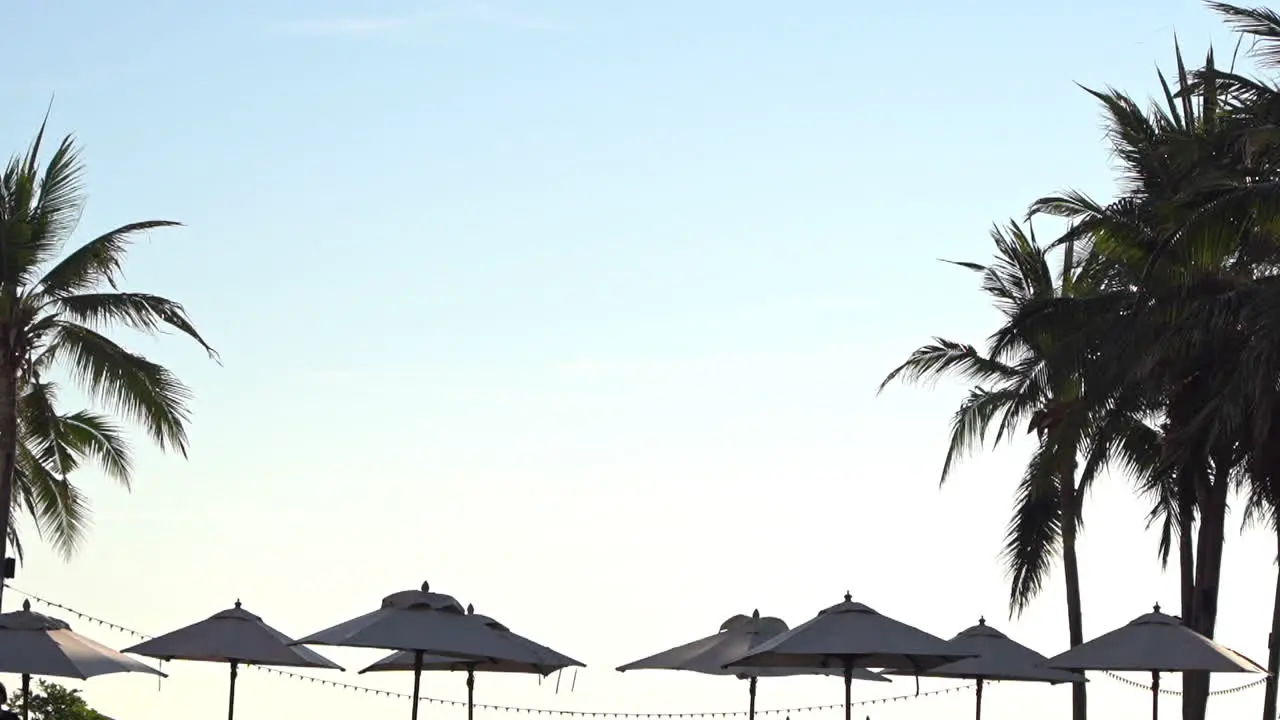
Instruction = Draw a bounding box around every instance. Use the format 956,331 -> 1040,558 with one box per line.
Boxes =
0,600 -> 166,720
294,580 -> 572,720
881,617 -> 1085,720
124,599 -> 344,720
618,610 -> 889,720
726,592 -> 973,720
1045,604 -> 1265,720
360,604 -> 584,720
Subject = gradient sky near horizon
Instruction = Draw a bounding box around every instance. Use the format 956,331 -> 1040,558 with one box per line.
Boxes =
1,1 -> 1275,719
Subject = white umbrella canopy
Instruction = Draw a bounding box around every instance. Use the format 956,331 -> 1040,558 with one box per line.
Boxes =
294,581 -> 513,658
886,617 -> 1085,682
124,600 -> 343,720
728,593 -> 971,672
1045,604 -> 1265,720
1045,605 -> 1263,673
727,593 -> 973,720
619,611 -> 888,680
125,600 -> 342,668
0,600 -> 165,720
294,581 -> 570,720
0,600 -> 164,680
360,605 -> 584,720
361,605 -> 583,676
618,610 -> 888,720
881,617 -> 1085,720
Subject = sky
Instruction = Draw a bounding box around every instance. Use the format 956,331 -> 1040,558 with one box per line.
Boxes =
0,0 -> 1274,718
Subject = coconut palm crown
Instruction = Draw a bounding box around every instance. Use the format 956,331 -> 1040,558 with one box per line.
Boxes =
0,116 -> 216,587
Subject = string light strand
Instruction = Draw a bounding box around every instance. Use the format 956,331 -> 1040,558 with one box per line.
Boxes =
252,664 -> 974,716
10,587 -> 1267,708
1100,670 -> 1267,697
3,586 -> 974,718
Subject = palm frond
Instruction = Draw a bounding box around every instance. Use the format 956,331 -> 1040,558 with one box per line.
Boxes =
981,222 -> 1056,317
1002,443 -> 1063,616
1078,399 -> 1165,495
15,440 -> 90,560
1029,190 -> 1111,222
44,323 -> 193,455
939,387 -> 1024,484
57,411 -> 132,487
940,259 -> 987,273
1208,2 -> 1280,69
18,379 -> 74,480
51,292 -> 217,359
35,220 -> 182,297
879,339 -> 1022,392
25,135 -> 85,276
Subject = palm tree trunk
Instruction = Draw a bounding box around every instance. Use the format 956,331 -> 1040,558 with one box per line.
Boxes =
1061,461 -> 1086,720
0,365 -> 18,612
1183,466 -> 1229,720
1179,492 -> 1195,622
1262,525 -> 1280,720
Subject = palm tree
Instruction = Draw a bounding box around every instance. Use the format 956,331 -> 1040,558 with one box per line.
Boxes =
1018,39 -> 1280,720
1192,17 -> 1280,718
880,222 -> 1094,720
1236,395 -> 1280,720
0,116 -> 216,607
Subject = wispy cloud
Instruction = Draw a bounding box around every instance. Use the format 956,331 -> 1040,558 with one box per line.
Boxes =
268,0 -> 559,39
456,0 -> 560,31
269,16 -> 414,38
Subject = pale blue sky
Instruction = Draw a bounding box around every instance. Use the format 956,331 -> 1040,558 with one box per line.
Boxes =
0,1 -> 1274,719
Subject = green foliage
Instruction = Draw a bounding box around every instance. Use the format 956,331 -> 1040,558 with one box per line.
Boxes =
11,680 -> 110,720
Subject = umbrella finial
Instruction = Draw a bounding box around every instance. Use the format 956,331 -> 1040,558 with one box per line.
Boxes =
467,603 -> 475,615
1153,603 -> 1161,613
234,599 -> 241,609
843,591 -> 852,602
21,599 -> 30,611
978,616 -> 986,625
421,580 -> 430,592
752,609 -> 760,620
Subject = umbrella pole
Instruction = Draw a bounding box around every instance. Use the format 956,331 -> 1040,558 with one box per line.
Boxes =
843,662 -> 852,720
467,665 -> 476,720
1151,671 -> 1159,720
974,678 -> 982,720
20,673 -> 29,720
747,677 -> 757,720
228,661 -> 239,720
411,651 -> 424,720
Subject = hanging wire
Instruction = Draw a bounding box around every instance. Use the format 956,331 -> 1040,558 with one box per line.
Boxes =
1098,670 -> 1268,697
3,586 -> 975,717
3,585 -> 1268,712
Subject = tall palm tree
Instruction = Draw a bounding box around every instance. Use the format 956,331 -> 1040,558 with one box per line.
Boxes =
1018,39 -> 1280,720
1196,24 -> 1280,720
0,117 -> 216,607
880,223 -> 1094,720
1237,393 -> 1280,720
